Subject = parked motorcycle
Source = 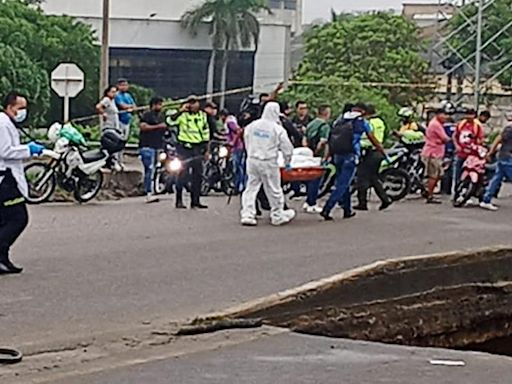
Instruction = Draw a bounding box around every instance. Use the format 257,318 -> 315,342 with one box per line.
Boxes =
24,123 -> 125,204
153,129 -> 183,195
453,144 -> 488,208
201,141 -> 235,196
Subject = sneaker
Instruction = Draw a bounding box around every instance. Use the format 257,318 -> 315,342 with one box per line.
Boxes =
426,197 -> 442,205
479,202 -> 498,211
145,194 -> 160,204
343,211 -> 356,219
241,217 -> 258,226
353,205 -> 368,211
379,201 -> 392,211
465,198 -> 478,207
303,203 -> 323,214
320,210 -> 334,221
271,209 -> 296,226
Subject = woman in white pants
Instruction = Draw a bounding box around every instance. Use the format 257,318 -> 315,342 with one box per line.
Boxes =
241,102 -> 295,226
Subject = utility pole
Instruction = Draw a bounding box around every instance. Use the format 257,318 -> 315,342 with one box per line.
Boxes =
100,0 -> 110,96
474,0 -> 483,110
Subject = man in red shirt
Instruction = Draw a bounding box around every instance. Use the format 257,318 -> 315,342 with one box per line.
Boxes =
453,108 -> 485,193
422,108 -> 451,204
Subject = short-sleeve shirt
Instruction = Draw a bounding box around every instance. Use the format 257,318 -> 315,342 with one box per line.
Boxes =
139,110 -> 165,149
115,92 -> 136,125
99,97 -> 120,132
306,118 -> 330,156
422,117 -> 449,159
352,118 -> 373,157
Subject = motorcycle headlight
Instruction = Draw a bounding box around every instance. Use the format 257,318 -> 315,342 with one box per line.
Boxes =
168,158 -> 182,172
219,146 -> 229,158
158,152 -> 167,162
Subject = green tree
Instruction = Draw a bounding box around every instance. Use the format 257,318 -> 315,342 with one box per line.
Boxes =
0,44 -> 50,125
292,12 -> 430,107
0,0 -> 100,124
181,0 -> 270,107
448,0 -> 512,88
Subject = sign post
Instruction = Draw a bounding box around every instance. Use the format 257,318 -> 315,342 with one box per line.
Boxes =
51,63 -> 85,122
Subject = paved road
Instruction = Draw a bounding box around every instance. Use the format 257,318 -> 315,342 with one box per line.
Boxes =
57,332 -> 512,384
1,191 -> 511,382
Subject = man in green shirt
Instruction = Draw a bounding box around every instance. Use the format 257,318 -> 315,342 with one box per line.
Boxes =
354,104 -> 392,211
302,104 -> 331,213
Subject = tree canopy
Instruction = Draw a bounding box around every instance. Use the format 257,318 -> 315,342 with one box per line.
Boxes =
0,0 -> 100,125
448,0 -> 512,88
286,12 -> 430,127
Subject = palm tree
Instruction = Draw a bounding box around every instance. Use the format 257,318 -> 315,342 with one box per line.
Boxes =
181,0 -> 270,108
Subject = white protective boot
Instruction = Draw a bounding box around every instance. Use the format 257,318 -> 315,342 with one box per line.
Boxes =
241,216 -> 258,226
271,209 -> 296,226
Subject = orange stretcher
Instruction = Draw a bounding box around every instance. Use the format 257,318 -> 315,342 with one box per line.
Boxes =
280,167 -> 326,183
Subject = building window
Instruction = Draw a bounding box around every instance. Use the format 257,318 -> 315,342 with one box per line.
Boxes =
269,0 -> 283,9
284,0 -> 297,10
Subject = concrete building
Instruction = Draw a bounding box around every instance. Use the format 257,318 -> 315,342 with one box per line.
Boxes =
41,0 -> 301,108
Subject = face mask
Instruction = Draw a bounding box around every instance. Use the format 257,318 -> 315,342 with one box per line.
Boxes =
15,109 -> 27,123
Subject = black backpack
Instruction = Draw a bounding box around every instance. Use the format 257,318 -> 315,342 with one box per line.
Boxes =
329,119 -> 355,155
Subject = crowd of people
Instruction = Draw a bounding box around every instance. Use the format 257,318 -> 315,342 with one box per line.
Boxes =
1,82 -> 512,273
94,80 -> 511,224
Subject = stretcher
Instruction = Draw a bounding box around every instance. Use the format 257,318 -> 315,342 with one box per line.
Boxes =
280,166 -> 326,183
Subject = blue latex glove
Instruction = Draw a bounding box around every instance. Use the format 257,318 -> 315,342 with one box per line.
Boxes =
384,155 -> 393,165
28,141 -> 45,156
285,164 -> 292,171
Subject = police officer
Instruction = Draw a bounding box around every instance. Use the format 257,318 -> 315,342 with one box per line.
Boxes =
354,104 -> 392,211
173,96 -> 210,209
0,91 -> 45,274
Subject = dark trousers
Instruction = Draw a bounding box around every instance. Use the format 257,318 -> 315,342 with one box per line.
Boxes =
0,173 -> 29,262
176,144 -> 204,206
357,150 -> 390,208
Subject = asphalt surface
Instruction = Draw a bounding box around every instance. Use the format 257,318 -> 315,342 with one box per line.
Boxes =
1,189 -> 512,382
2,191 -> 512,346
56,332 -> 512,384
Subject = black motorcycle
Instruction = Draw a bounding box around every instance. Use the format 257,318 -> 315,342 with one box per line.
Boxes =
201,141 -> 235,196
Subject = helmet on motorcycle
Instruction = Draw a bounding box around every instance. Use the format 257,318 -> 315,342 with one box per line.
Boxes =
438,100 -> 456,115
48,122 -> 63,143
101,129 -> 126,154
398,107 -> 414,118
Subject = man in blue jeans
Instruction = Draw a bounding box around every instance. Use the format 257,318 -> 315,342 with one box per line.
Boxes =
139,97 -> 167,203
321,103 -> 387,221
303,104 -> 331,214
480,120 -> 512,211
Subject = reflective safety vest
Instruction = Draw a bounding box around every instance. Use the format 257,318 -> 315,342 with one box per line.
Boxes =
361,117 -> 386,149
176,111 -> 210,145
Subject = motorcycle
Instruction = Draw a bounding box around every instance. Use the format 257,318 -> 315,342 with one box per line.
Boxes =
201,141 -> 235,196
453,144 -> 488,208
153,129 -> 183,195
318,153 -> 410,202
24,123 -> 125,204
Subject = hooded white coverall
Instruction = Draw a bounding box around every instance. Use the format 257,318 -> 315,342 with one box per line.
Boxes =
241,102 -> 294,222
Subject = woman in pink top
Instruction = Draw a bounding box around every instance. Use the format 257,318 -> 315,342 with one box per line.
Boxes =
422,109 -> 451,204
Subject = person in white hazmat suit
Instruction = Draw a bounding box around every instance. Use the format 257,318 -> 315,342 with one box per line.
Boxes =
241,102 -> 296,226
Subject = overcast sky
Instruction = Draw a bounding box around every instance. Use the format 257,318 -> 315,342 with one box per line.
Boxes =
304,0 -> 432,22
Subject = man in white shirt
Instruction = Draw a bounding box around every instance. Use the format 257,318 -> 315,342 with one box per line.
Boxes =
0,91 -> 44,274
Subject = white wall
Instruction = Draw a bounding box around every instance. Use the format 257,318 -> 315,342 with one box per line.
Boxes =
79,17 -> 290,93
42,0 -> 205,20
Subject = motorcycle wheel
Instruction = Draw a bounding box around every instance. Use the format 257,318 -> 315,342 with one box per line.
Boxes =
153,169 -> 167,195
24,162 -> 57,204
453,179 -> 476,208
74,171 -> 104,203
221,165 -> 236,196
380,168 -> 411,202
